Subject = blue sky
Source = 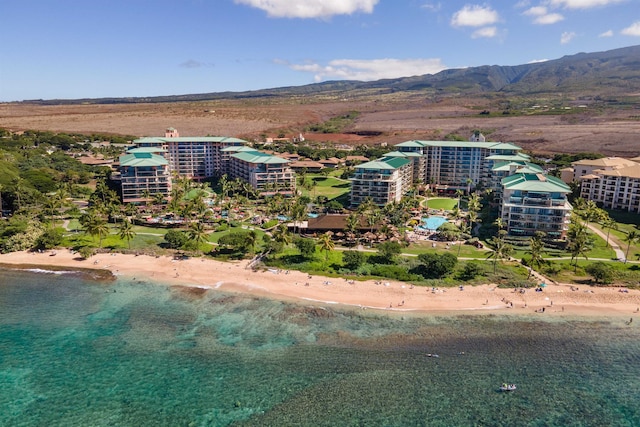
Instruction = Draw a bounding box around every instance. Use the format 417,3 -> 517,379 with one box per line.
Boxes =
1,0 -> 639,102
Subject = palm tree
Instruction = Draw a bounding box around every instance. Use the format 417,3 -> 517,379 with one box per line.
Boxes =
527,231 -> 546,278
290,202 -> 307,235
567,221 -> 594,271
219,174 -> 231,200
152,192 -> 165,211
188,222 -> 209,253
318,232 -> 335,262
455,189 -> 464,209
624,229 -> 639,264
486,230 -> 512,274
245,230 -> 258,254
465,177 -> 473,195
272,223 -> 292,247
84,213 -> 109,248
602,216 -> 618,248
494,217 -> 505,232
12,177 -> 25,209
118,219 -> 136,250
366,208 -> 381,233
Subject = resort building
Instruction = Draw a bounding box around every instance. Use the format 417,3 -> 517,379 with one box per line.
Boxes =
393,139 -> 525,193
132,128 -> 246,181
500,173 -> 572,239
350,156 -> 413,207
229,150 -> 296,196
120,128 -> 296,202
560,157 -> 638,184
489,161 -> 544,200
578,163 -> 640,213
119,147 -> 172,204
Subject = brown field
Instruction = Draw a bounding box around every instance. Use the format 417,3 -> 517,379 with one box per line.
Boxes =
1,95 -> 639,156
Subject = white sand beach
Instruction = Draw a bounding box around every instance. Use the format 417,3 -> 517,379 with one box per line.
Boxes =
1,250 -> 639,318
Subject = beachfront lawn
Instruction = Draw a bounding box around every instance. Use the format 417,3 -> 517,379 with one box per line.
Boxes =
62,228 -> 165,251
543,259 -> 640,287
403,241 -> 489,259
423,197 -> 458,211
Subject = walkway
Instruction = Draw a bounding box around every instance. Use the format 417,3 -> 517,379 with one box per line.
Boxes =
587,223 -> 626,262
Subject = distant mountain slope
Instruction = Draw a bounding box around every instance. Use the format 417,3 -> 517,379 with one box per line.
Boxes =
23,45 -> 640,105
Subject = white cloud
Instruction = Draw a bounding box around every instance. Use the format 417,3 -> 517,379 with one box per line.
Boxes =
534,13 -> 564,24
599,29 -> 613,37
560,31 -> 576,43
451,5 -> 500,27
528,58 -> 549,63
421,2 -> 442,12
472,26 -> 498,38
234,0 -> 378,19
523,6 -> 563,24
548,0 -> 625,9
621,21 -> 640,36
283,58 -> 448,82
523,6 -> 548,15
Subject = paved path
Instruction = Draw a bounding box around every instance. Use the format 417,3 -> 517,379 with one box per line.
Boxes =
587,223 -> 626,261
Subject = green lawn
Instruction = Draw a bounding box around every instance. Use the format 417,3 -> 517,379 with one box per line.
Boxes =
300,175 -> 351,201
423,198 -> 458,211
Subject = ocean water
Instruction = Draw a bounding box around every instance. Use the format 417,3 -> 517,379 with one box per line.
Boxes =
1,268 -> 640,426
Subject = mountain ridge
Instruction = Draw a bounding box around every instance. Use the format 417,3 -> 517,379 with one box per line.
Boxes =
18,44 -> 640,105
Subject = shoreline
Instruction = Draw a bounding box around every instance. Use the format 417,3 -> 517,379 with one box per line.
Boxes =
1,250 -> 639,319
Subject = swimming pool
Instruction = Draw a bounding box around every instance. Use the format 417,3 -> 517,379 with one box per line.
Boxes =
419,215 -> 448,231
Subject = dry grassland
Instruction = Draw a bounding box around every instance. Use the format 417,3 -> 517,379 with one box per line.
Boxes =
1,96 -> 639,156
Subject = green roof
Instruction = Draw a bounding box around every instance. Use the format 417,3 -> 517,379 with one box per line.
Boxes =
356,157 -> 410,170
220,146 -> 258,153
126,146 -> 166,153
492,161 -> 543,173
231,151 -> 289,164
383,151 -> 423,158
502,173 -> 570,192
120,152 -> 168,167
394,140 -> 429,148
486,153 -> 530,161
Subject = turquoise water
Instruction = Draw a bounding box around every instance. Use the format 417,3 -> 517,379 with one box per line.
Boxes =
419,216 -> 448,231
1,268 -> 640,426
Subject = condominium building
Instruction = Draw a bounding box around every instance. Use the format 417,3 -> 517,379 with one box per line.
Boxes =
120,128 -> 297,202
119,147 -> 172,203
394,139 -> 524,192
489,161 -> 544,199
350,156 -> 413,207
500,173 -> 572,239
579,163 -> 640,213
229,151 -> 296,196
132,128 -> 246,180
560,157 -> 638,184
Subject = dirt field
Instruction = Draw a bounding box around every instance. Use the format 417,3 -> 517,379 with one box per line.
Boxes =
1,97 -> 639,156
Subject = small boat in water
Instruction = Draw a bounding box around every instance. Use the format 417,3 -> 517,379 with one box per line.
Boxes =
499,383 -> 516,392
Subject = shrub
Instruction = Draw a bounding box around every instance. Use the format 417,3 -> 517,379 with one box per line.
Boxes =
416,252 -> 458,279
585,261 -> 615,285
164,229 -> 189,249
34,228 -> 64,250
459,261 -> 483,280
342,250 -> 366,270
78,246 -> 95,259
294,237 -> 316,258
